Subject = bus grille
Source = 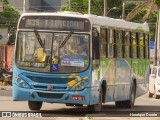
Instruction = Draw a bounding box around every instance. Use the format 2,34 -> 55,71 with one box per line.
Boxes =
34,85 -> 67,91
37,92 -> 64,99
26,76 -> 72,84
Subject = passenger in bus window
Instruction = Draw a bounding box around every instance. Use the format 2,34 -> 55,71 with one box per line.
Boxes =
34,48 -> 46,62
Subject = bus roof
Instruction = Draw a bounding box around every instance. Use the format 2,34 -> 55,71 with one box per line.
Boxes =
20,11 -> 149,32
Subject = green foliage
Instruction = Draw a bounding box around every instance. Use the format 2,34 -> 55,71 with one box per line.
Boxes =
61,1 -> 155,40
0,82 -> 2,86
61,0 -> 121,16
108,0 -> 121,9
155,0 -> 160,6
61,0 -> 103,15
0,0 -> 20,31
148,11 -> 157,40
0,0 -> 9,4
131,9 -> 147,23
125,2 -> 137,16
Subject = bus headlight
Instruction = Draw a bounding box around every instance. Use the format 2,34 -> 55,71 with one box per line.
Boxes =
16,78 -> 30,88
17,78 -> 22,83
22,82 -> 27,88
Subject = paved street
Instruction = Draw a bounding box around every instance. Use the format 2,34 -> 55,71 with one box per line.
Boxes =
0,87 -> 160,120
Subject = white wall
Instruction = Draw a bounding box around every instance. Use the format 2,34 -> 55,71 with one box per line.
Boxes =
0,28 -> 8,45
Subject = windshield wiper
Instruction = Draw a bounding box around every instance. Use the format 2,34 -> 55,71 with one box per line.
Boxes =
59,31 -> 73,48
34,30 -> 45,49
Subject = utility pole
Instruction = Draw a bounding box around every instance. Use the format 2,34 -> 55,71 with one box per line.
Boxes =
69,0 -> 71,10
88,0 -> 91,14
155,21 -> 158,66
154,8 -> 160,66
23,0 -> 26,13
122,0 -> 125,19
104,0 -> 108,16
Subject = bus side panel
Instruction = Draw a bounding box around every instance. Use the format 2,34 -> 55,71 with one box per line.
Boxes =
100,59 -> 114,102
137,59 -> 149,98
114,59 -> 131,101
131,59 -> 149,98
12,66 -> 30,101
12,83 -> 30,101
89,62 -> 101,105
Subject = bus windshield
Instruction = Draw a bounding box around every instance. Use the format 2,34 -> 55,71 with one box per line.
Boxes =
16,31 -> 89,73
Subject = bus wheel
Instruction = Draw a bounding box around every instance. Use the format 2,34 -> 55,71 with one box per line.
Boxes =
124,83 -> 136,108
148,92 -> 154,98
115,101 -> 124,108
88,88 -> 102,112
28,101 -> 43,110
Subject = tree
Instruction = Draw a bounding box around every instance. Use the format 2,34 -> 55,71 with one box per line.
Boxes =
61,0 -> 144,19
126,0 -> 159,21
126,0 -> 160,65
61,0 -> 156,43
0,0 -> 20,33
61,0 -> 121,16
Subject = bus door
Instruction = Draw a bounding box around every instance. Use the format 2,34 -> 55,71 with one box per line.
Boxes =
92,27 -> 100,83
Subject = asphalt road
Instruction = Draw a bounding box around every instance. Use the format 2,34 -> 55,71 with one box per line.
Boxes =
0,89 -> 160,120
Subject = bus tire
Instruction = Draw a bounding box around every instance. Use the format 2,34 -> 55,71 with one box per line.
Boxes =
28,101 -> 43,110
88,88 -> 102,112
115,101 -> 124,108
124,83 -> 136,108
148,92 -> 154,98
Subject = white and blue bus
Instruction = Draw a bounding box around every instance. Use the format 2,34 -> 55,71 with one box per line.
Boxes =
13,11 -> 150,112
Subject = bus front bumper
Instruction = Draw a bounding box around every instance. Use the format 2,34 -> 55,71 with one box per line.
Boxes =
12,84 -> 91,105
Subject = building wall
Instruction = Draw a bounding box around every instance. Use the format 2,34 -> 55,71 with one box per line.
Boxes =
41,0 -> 68,12
0,28 -> 8,45
28,0 -> 41,11
8,0 -> 68,13
41,0 -> 60,11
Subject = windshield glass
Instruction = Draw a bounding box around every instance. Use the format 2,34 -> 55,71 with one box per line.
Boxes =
16,31 -> 89,73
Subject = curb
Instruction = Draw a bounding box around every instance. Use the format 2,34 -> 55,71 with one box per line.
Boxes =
0,86 -> 12,90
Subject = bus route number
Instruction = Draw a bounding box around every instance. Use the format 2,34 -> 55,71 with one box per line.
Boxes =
29,82 -> 38,86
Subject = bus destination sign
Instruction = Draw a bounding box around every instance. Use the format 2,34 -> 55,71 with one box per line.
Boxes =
19,16 -> 90,31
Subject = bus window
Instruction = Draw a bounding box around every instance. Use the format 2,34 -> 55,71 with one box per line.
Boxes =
139,33 -> 144,58
131,32 -> 137,59
100,28 -> 107,58
108,29 -> 115,58
124,31 -> 131,58
145,33 -> 149,59
16,31 -> 90,73
116,30 -> 123,58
